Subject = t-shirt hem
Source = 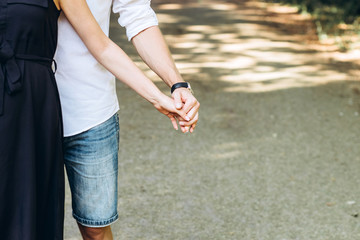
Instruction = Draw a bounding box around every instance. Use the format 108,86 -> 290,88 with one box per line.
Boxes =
63,107 -> 120,137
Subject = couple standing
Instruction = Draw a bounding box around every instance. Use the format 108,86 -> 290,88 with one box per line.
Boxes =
0,0 -> 200,239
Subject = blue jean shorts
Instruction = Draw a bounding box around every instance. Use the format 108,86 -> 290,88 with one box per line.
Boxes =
64,113 -> 119,227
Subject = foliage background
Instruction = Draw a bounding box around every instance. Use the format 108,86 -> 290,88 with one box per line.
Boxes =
262,0 -> 360,50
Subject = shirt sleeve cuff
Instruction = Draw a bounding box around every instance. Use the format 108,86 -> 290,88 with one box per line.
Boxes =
113,1 -> 159,41
126,21 -> 159,41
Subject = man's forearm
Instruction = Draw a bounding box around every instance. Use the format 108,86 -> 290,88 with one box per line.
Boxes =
131,25 -> 199,133
131,26 -> 185,87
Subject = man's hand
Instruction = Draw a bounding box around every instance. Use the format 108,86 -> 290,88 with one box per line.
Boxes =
172,88 -> 200,133
152,94 -> 192,132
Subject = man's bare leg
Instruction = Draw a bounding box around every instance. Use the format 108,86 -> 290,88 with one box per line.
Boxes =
78,223 -> 113,240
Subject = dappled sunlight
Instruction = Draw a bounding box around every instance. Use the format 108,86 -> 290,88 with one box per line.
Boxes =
185,25 -> 219,34
172,33 -> 204,41
267,4 -> 299,14
145,0 -> 359,93
244,50 -> 304,63
221,73 -> 349,93
156,3 -> 182,10
208,33 -> 239,41
208,3 -> 239,11
173,42 -> 216,49
201,56 -> 255,69
332,49 -> 360,63
156,13 -> 187,24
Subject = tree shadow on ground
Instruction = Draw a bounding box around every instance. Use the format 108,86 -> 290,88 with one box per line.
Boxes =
110,0 -> 359,94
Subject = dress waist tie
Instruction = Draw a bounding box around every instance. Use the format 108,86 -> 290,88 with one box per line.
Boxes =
0,37 -> 55,116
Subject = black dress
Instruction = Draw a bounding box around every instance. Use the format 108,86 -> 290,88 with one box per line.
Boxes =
0,0 -> 64,239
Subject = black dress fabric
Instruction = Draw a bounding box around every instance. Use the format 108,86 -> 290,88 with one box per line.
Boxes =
0,0 -> 64,239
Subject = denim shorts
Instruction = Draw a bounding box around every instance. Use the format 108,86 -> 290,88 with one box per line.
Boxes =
64,113 -> 119,227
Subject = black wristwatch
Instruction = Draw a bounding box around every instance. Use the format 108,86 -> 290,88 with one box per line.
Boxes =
171,82 -> 193,94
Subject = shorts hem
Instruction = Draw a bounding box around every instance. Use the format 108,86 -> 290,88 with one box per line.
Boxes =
73,212 -> 119,228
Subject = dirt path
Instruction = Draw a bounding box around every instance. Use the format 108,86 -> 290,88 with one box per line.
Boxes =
65,1 -> 360,239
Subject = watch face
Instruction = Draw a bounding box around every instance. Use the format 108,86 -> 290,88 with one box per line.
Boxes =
187,83 -> 194,94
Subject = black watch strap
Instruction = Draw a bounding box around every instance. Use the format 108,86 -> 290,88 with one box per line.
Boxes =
171,82 -> 189,94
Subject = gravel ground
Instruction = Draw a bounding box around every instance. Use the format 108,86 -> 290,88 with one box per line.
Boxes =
64,0 -> 360,239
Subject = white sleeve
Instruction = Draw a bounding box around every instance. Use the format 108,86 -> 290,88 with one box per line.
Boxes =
112,0 -> 159,41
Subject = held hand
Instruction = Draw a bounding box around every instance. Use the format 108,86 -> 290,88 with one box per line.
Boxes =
177,112 -> 199,133
152,94 -> 191,132
172,88 -> 200,133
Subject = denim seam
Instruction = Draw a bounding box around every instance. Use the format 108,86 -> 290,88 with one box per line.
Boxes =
73,212 -> 119,227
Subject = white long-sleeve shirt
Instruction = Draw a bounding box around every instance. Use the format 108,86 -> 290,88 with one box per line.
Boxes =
54,0 -> 158,137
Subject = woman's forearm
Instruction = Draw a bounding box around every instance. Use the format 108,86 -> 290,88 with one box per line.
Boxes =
99,40 -> 164,105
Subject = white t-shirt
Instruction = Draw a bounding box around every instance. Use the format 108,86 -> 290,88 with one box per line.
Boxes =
54,0 -> 158,137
